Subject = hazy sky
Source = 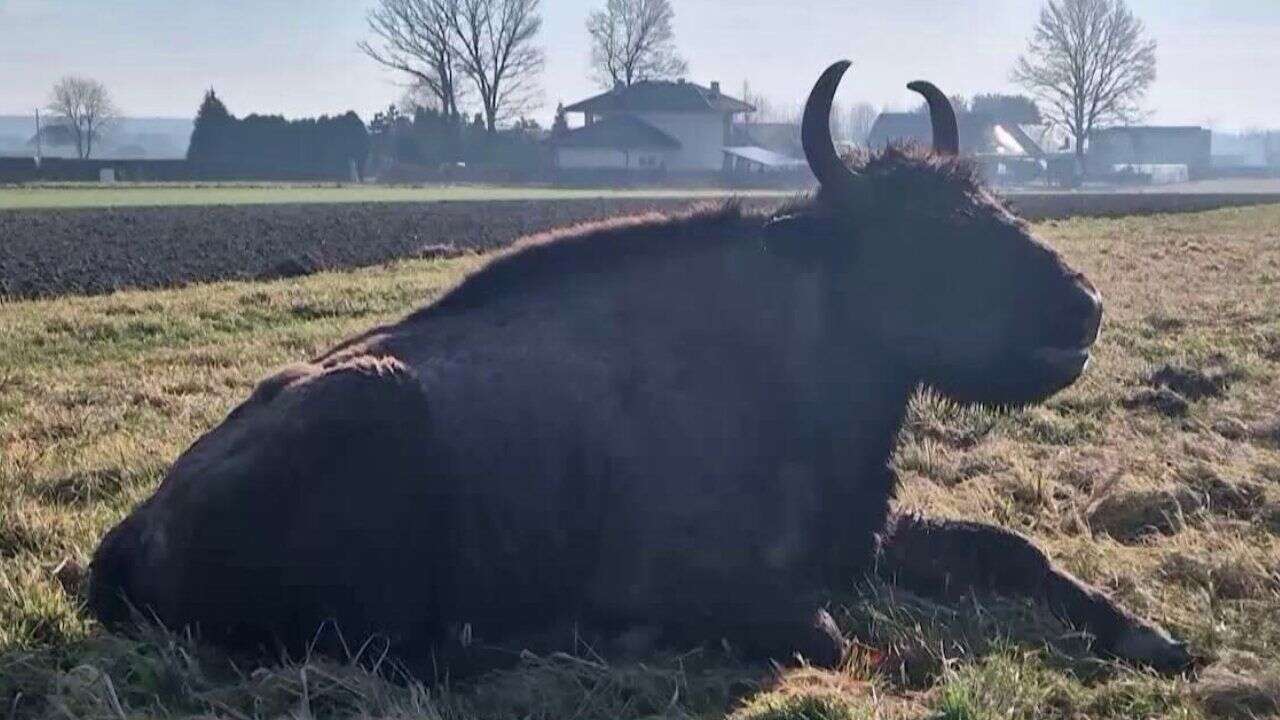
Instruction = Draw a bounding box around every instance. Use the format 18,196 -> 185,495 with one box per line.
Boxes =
1,0 -> 1277,130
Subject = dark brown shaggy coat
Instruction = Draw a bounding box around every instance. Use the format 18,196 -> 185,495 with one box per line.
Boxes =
89,148 -> 1191,674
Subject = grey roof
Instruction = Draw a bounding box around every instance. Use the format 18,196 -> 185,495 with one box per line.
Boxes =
565,81 -> 754,115
866,112 -> 997,154
731,122 -> 802,157
993,123 -> 1046,158
723,146 -> 808,169
551,115 -> 681,150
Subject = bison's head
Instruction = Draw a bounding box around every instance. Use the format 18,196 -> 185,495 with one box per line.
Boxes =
767,61 -> 1102,406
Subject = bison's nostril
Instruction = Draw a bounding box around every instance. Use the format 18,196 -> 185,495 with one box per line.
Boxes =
1042,278 -> 1103,350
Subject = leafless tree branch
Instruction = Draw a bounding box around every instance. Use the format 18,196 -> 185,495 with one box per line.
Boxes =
447,0 -> 544,131
846,102 -> 878,146
48,76 -> 120,160
360,0 -> 464,119
587,0 -> 687,88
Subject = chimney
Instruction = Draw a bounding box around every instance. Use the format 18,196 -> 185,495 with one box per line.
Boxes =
710,81 -> 721,97
613,79 -> 624,93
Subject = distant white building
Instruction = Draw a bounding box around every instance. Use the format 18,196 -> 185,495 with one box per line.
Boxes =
553,80 -> 755,172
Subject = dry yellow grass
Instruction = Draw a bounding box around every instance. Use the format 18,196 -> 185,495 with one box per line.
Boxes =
2,204 -> 1279,718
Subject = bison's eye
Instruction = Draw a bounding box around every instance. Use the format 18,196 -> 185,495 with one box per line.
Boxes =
763,214 -> 841,265
764,213 -> 819,239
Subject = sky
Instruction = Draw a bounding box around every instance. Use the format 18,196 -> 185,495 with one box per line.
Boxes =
1,0 -> 1278,130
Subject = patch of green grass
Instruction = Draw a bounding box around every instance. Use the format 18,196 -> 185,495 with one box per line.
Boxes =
732,692 -> 870,720
934,687 -> 979,720
0,182 -> 789,210
932,650 -> 1194,720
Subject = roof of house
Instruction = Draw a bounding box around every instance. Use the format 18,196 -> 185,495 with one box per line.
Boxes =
565,80 -> 754,115
730,122 -> 802,157
867,112 -> 997,154
722,146 -> 808,169
991,123 -> 1049,158
551,114 -> 681,150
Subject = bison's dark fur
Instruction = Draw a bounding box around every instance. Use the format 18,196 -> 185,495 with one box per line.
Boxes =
89,63 -> 1193,676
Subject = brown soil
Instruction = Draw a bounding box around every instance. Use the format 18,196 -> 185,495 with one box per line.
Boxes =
0,199 -> 778,299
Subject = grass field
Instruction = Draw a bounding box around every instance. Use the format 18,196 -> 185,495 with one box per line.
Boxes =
0,183 -> 789,210
2,206 -> 1279,718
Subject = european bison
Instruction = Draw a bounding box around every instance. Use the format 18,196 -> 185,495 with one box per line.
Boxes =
89,62 -> 1192,674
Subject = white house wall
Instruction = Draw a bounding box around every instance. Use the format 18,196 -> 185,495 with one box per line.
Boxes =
556,147 -> 673,170
630,112 -> 727,171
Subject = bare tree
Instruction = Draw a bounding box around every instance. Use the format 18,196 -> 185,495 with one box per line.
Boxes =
1012,0 -> 1157,163
739,80 -> 772,124
846,102 -> 878,146
587,0 -> 687,88
739,80 -> 755,124
48,76 -> 119,159
447,0 -> 544,132
360,0 -> 463,119
828,100 -> 848,142
740,80 -> 797,124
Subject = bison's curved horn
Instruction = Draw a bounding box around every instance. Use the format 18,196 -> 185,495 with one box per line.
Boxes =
907,81 -> 959,156
802,61 -> 865,193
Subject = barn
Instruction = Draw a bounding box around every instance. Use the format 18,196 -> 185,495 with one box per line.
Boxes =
1086,126 -> 1212,179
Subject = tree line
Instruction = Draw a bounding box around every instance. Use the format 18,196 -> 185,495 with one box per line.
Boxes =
186,91 -> 370,177
365,102 -> 545,173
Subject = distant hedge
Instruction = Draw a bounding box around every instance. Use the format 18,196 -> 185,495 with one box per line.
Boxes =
186,90 -> 369,179
0,157 -> 361,183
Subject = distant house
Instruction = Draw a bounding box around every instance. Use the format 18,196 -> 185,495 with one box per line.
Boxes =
29,123 -> 81,152
866,111 -> 1077,156
553,80 -> 754,172
1087,126 -> 1211,178
723,122 -> 809,174
866,112 -> 1000,155
867,111 -> 1076,185
731,122 -> 802,159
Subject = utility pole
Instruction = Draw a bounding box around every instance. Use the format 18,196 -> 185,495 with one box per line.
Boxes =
34,108 -> 43,166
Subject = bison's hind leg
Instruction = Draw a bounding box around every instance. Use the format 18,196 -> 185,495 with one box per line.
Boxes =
876,513 -> 1194,673
651,604 -> 849,669
87,513 -> 146,627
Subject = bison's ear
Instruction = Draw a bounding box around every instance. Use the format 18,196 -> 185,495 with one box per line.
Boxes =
763,213 -> 851,266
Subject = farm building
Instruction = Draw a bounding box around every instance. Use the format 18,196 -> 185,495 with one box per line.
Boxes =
553,80 -> 755,172
1087,126 -> 1211,178
723,121 -> 808,175
730,122 -> 803,160
867,110 -> 1075,185
867,111 -> 1000,155
720,146 -> 808,174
